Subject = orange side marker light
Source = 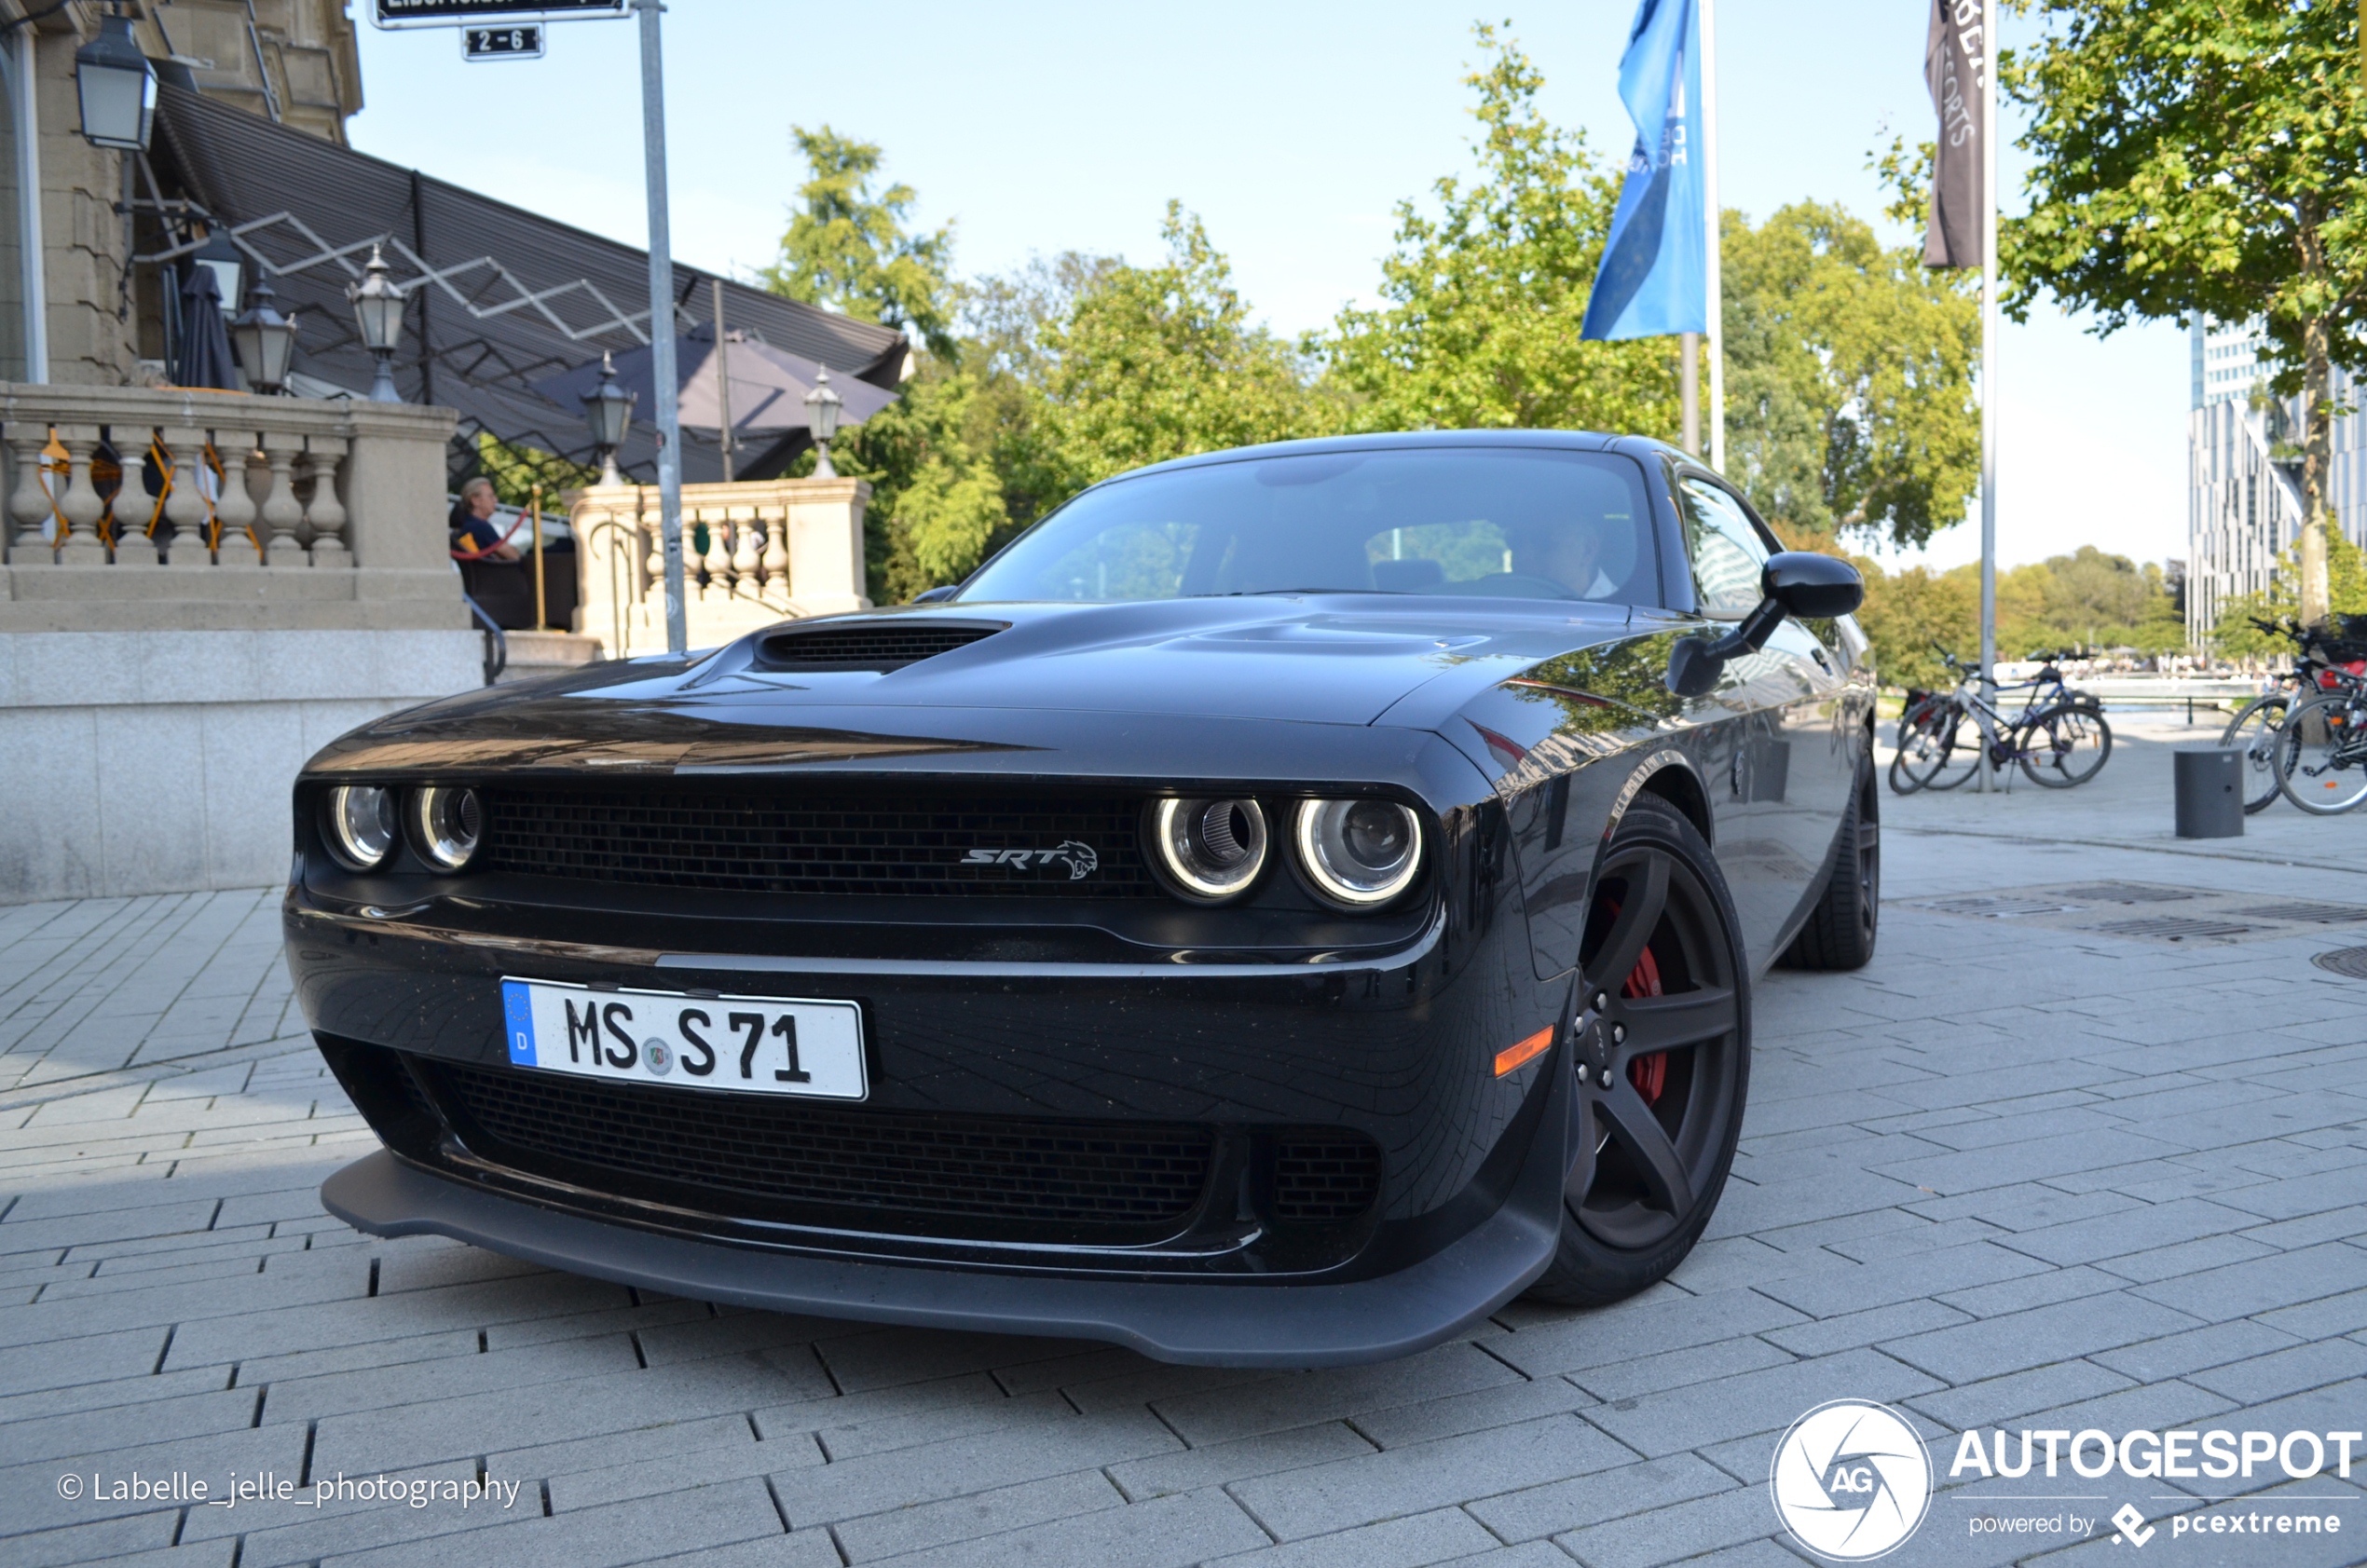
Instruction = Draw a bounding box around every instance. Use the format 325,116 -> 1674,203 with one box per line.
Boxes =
1495,1028 -> 1553,1077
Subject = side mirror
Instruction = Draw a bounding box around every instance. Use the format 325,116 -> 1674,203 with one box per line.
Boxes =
1761,552 -> 1863,619
910,585 -> 960,605
1666,553 -> 1864,698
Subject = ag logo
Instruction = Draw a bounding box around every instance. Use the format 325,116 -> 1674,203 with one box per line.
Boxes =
960,841 -> 1100,880
1770,1399 -> 1932,1561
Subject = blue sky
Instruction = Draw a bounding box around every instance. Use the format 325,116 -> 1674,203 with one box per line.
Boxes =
349,1 -> 2185,575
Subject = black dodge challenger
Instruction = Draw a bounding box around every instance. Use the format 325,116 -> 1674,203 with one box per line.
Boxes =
289,430 -> 1876,1366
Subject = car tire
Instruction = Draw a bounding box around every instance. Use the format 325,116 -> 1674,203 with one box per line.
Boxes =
1779,760 -> 1879,972
1526,794 -> 1749,1309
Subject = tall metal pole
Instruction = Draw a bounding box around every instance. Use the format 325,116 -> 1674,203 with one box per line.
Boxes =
1700,0 -> 1724,472
634,0 -> 686,656
712,278 -> 734,484
1680,332 -> 1700,455
1977,31 -> 1999,790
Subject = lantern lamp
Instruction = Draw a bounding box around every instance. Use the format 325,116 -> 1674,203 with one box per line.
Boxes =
74,8 -> 156,152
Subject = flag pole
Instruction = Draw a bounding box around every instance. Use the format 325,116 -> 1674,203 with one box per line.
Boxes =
1976,23 -> 1999,791
1701,0 -> 1724,472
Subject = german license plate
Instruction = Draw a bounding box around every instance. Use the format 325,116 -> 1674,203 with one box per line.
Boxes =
499,978 -> 866,1100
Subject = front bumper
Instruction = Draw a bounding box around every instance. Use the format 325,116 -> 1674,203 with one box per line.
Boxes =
322,1032 -> 1571,1366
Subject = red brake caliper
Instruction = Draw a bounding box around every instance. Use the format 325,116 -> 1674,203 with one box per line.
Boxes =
1623,947 -> 1666,1104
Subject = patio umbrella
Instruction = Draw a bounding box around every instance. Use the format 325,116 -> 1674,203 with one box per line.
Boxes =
529,325 -> 897,441
174,266 -> 239,391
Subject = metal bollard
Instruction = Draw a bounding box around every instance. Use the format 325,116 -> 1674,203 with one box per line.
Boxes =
2172,745 -> 2243,839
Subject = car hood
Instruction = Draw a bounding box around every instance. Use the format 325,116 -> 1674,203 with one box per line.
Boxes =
307,598 -> 1649,777
668,598 -> 1632,720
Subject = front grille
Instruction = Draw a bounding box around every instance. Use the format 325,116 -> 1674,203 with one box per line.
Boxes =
1271,1132 -> 1384,1222
758,622 -> 1003,671
479,788 -> 1154,897
426,1059 -> 1214,1227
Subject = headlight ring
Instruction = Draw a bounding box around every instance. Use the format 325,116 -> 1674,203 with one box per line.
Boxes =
405,785 -> 485,872
1148,797 -> 1268,903
321,784 -> 400,872
1293,798 -> 1424,909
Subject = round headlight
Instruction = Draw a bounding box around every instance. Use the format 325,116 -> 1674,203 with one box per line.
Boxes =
1293,798 -> 1424,908
406,785 -> 484,872
1148,798 -> 1268,903
322,784 -> 399,872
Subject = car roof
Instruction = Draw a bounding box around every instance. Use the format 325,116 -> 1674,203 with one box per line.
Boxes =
1105,429 -> 1684,484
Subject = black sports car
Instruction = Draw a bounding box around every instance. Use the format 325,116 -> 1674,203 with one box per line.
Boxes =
289,430 -> 1875,1367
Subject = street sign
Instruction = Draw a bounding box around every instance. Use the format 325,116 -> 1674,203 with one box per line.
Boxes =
372,0 -> 621,29
463,24 -> 543,59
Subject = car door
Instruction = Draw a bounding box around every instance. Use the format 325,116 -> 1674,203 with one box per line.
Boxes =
1677,475 -> 1854,951
1670,474 -> 1791,960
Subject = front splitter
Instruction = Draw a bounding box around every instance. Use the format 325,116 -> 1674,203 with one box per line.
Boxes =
320,1111 -> 1567,1367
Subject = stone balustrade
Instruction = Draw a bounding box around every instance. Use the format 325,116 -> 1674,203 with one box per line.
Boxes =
0,382 -> 461,633
571,475 -> 871,658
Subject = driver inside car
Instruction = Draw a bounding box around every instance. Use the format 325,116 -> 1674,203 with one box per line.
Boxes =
1511,519 -> 1617,600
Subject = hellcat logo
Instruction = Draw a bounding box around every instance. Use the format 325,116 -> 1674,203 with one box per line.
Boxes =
960,842 -> 1099,879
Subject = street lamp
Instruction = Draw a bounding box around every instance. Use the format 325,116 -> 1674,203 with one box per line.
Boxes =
74,8 -> 156,152
188,230 -> 245,318
228,274 -> 297,395
581,350 -> 635,485
347,242 -> 405,403
805,365 -> 843,479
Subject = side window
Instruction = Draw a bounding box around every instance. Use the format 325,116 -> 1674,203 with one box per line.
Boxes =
1678,479 -> 1770,618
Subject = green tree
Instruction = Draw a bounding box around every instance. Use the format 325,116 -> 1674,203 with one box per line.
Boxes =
2213,528 -> 2367,652
1324,24 -> 1678,438
1720,203 -> 1981,549
1037,203 -> 1332,490
1848,559 -> 1980,690
2005,0 -> 2367,624
760,125 -> 957,359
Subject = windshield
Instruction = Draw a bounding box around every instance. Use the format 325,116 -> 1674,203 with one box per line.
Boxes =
958,446 -> 1661,606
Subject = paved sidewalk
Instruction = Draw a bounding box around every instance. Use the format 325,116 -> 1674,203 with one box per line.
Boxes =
5,725 -> 2366,1568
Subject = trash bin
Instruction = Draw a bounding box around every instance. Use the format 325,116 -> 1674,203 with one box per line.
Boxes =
2173,745 -> 2244,839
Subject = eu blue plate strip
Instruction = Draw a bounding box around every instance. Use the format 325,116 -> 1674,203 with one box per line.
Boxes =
502,980 -> 536,1066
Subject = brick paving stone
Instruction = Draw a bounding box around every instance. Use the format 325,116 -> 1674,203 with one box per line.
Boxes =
1467,1451 -> 1739,1543
1227,1413 -> 1636,1540
2183,1339 -> 2367,1407
1580,1348 -> 1940,1460
831,1468 -> 1123,1561
1883,1293 -> 2205,1384
1551,1480 -> 1770,1568
1109,1421 -> 1375,1501
1198,1505 -> 1499,1568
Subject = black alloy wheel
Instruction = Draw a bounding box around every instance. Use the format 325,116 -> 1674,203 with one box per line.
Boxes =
1526,794 -> 1749,1307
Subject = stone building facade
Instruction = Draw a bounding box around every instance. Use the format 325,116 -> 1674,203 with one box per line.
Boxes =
2186,316 -> 2367,646
0,1 -> 359,390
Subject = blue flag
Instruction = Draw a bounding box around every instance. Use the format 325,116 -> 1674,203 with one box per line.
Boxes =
1580,0 -> 1705,341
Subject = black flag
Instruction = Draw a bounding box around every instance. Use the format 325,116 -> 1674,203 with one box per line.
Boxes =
1923,0 -> 1987,269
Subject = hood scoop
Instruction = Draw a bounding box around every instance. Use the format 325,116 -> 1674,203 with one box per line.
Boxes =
756,620 -> 1006,673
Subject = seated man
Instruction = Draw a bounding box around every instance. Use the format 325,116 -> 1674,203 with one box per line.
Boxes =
450,477 -> 520,561
1511,519 -> 1618,600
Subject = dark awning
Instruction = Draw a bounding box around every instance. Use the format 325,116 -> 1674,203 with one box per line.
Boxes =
149,85 -> 906,485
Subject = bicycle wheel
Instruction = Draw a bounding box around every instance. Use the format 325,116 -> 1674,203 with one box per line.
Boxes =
2018,704 -> 2112,787
2273,692 -> 2367,815
2219,694 -> 2290,813
1895,702 -> 1977,791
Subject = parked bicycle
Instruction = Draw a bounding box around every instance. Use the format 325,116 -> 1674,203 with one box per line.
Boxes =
1889,646 -> 2112,793
2221,616 -> 2367,812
